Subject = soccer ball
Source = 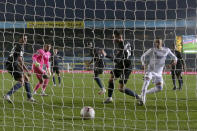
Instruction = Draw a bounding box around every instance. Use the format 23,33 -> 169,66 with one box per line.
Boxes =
80,106 -> 95,120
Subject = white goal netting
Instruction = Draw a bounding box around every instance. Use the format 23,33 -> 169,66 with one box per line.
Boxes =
0,0 -> 197,130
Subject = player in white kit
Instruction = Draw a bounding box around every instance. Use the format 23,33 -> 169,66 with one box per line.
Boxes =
138,38 -> 177,106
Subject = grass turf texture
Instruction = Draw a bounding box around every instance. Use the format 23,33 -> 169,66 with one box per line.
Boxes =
0,73 -> 197,131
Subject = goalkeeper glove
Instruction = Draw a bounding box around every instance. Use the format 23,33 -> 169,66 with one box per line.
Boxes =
43,74 -> 49,79
34,62 -> 40,67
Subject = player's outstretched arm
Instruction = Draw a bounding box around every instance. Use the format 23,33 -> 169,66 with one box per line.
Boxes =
18,56 -> 30,72
47,67 -> 51,76
141,48 -> 152,66
32,51 -> 41,67
168,49 -> 177,65
18,56 -> 31,76
101,49 -> 107,57
171,60 -> 177,66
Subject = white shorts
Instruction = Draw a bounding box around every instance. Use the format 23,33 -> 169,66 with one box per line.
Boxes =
145,72 -> 163,84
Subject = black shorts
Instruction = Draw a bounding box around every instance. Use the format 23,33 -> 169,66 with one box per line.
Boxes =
171,69 -> 182,76
94,67 -> 103,75
52,67 -> 60,74
111,67 -> 132,84
6,62 -> 23,81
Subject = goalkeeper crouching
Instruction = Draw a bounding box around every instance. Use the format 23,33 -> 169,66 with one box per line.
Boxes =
32,44 -> 51,96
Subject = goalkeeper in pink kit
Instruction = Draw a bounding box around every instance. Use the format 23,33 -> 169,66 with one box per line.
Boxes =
32,44 -> 51,96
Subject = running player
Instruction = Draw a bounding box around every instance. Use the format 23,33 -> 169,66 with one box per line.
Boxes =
104,30 -> 139,103
4,35 -> 35,103
139,38 -> 177,106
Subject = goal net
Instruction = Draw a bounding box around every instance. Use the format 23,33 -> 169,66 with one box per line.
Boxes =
0,0 -> 197,130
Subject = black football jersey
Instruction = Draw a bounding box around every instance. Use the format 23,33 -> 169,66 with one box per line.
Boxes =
113,41 -> 133,68
7,43 -> 24,64
90,48 -> 105,68
172,50 -> 184,69
51,54 -> 62,67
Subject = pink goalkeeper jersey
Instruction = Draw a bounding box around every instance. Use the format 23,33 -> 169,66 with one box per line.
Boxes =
32,49 -> 51,69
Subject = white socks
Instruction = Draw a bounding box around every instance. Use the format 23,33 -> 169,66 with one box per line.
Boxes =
141,79 -> 151,103
141,79 -> 163,104
146,85 -> 162,94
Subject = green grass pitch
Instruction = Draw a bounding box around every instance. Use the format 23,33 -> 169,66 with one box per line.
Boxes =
0,73 -> 197,131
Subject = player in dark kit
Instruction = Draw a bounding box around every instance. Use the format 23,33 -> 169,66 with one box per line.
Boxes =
4,35 -> 35,103
88,43 -> 106,95
171,49 -> 185,90
51,49 -> 62,87
104,30 -> 139,103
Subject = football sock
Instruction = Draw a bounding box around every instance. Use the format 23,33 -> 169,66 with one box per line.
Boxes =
42,79 -> 49,92
25,82 -> 32,99
172,75 -> 176,88
146,85 -> 162,94
178,76 -> 183,89
141,79 -> 150,102
7,82 -> 22,96
52,76 -> 56,85
58,76 -> 61,85
108,80 -> 114,97
34,83 -> 42,92
94,77 -> 103,89
124,88 -> 138,98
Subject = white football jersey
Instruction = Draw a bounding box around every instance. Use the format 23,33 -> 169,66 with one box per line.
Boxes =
141,47 -> 177,75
